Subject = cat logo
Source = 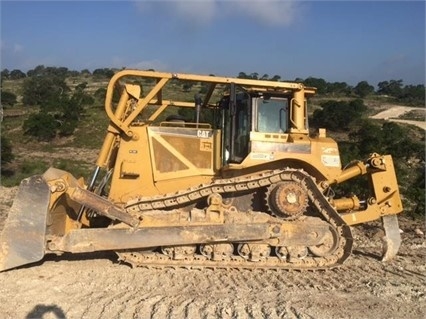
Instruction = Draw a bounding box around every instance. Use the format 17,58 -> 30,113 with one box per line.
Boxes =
197,130 -> 211,138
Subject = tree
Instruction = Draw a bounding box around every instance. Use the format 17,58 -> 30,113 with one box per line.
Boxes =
397,85 -> 425,106
75,82 -> 88,91
1,135 -> 14,166
10,69 -> 26,80
381,122 -> 424,159
94,88 -> 107,103
182,81 -> 193,92
354,81 -> 374,98
22,75 -> 94,140
23,112 -> 58,141
27,65 -> 46,77
270,75 -> 281,82
348,119 -> 424,160
199,83 -> 209,94
55,84 -> 93,136
237,72 -> 262,79
377,79 -> 403,97
22,74 -> 69,106
1,68 -> 26,81
249,72 -> 259,80
1,91 -> 17,107
1,69 -> 10,80
26,65 -> 69,78
326,82 -> 352,96
312,99 -> 367,131
237,72 -> 249,79
407,168 -> 425,217
349,119 -> 385,156
303,77 -> 328,94
350,98 -> 368,113
80,69 -> 91,77
67,70 -> 80,77
93,68 -> 114,79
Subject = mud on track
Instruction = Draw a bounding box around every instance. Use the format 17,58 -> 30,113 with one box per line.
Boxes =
0,188 -> 425,319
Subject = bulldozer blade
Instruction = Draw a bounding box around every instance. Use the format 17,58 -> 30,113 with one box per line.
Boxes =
381,214 -> 402,262
0,175 -> 50,272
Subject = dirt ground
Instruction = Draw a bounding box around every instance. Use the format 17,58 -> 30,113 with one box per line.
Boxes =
370,106 -> 426,130
0,186 -> 425,319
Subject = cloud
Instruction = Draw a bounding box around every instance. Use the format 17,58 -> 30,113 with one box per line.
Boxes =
171,0 -> 217,25
134,0 -> 302,27
1,41 -> 24,54
13,43 -> 24,53
227,0 -> 302,27
134,0 -> 216,26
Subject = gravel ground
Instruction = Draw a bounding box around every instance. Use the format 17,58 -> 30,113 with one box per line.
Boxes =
0,186 -> 425,319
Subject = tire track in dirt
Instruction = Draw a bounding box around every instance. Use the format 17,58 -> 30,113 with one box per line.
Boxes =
150,296 -> 174,319
0,255 -> 425,318
130,295 -> 164,318
182,298 -> 200,318
199,301 -> 219,318
103,268 -> 332,318
168,298 -> 197,319
131,268 -> 353,318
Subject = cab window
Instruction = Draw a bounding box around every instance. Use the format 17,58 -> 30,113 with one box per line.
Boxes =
256,97 -> 288,133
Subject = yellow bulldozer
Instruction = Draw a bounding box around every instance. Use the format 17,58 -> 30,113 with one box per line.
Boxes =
0,70 -> 403,271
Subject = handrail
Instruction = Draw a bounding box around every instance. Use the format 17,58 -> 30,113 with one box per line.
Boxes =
104,69 -> 312,137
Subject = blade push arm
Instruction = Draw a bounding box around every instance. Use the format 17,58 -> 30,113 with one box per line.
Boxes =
327,153 -> 403,225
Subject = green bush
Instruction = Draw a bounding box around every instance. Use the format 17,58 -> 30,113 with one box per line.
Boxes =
1,135 -> 14,165
23,112 -> 58,141
1,90 -> 17,107
21,77 -> 95,140
22,75 -> 69,106
312,99 -> 367,131
58,120 -> 77,137
349,119 -> 425,160
354,81 -> 374,98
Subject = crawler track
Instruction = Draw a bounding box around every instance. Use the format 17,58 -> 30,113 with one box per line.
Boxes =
121,169 -> 353,270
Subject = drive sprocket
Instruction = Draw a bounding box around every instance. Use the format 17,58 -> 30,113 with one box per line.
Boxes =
266,181 -> 309,219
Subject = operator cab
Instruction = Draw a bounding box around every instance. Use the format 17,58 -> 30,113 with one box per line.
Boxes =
220,89 -> 296,164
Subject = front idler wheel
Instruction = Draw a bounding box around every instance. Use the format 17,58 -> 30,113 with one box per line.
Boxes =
308,226 -> 340,257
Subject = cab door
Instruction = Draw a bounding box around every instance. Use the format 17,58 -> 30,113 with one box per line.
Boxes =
226,89 -> 251,164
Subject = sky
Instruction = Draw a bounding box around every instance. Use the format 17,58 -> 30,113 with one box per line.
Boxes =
1,0 -> 425,86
